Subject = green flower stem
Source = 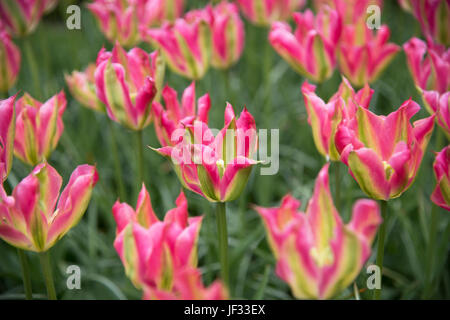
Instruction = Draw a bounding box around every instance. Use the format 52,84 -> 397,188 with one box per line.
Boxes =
23,38 -> 41,98
373,200 -> 388,300
17,249 -> 32,300
216,202 -> 229,287
107,119 -> 126,201
135,130 -> 144,189
39,251 -> 57,300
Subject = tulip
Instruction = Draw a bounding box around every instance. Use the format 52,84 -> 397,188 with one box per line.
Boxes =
0,162 -> 98,252
0,29 -> 21,93
335,99 -> 435,200
113,185 -> 203,290
338,24 -> 400,87
87,0 -> 141,48
431,145 -> 450,211
143,14 -> 211,80
152,82 -> 211,147
153,103 -> 258,203
143,268 -> 228,300
269,7 -> 342,83
138,0 -> 185,28
254,164 -> 382,299
43,0 -> 58,14
421,91 -> 450,138
14,91 -> 66,166
65,64 -> 105,113
94,43 -> 161,130
237,0 -> 306,26
403,37 -> 450,94
0,95 -> 15,182
301,77 -> 373,161
409,0 -> 450,46
0,0 -> 45,36
313,0 -> 383,25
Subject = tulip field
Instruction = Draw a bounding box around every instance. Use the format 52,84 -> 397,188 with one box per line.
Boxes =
0,0 -> 449,302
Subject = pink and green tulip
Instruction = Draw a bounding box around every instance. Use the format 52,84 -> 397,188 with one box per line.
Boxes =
0,29 -> 20,93
301,77 -> 373,161
143,14 -> 211,80
0,0 -> 45,36
65,64 -> 105,113
335,99 -> 435,200
338,24 -> 400,87
314,0 -> 383,25
94,43 -> 161,130
269,7 -> 342,83
421,90 -> 450,138
254,164 -> 382,299
154,104 -> 258,202
0,162 -> 98,252
237,0 -> 306,26
0,95 -> 15,182
138,0 -> 185,28
431,145 -> 450,211
152,82 -> 211,147
14,91 -> 66,166
112,185 -> 202,290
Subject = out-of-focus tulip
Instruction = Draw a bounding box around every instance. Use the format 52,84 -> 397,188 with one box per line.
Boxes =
65,64 -> 105,113
138,0 -> 185,28
314,0 -> 382,25
154,104 -> 258,202
403,37 -> 450,94
87,0 -> 141,48
338,24 -> 400,87
0,163 -> 98,252
152,82 -> 211,147
14,91 -> 66,166
398,0 -> 412,12
422,90 -> 450,138
143,14 -> 210,80
269,7 -> 342,83
94,43 -> 161,130
43,0 -> 58,14
237,0 -> 305,26
409,0 -> 450,46
254,164 -> 381,299
112,185 -> 202,290
143,268 -> 228,300
0,29 -> 21,93
0,95 -> 15,182
335,99 -> 435,200
431,145 -> 450,211
0,0 -> 45,36
301,77 -> 373,161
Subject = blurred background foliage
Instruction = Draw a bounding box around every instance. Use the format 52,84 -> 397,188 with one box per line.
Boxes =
0,0 -> 448,300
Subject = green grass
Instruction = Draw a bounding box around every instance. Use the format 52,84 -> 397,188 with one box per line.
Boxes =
0,0 -> 448,300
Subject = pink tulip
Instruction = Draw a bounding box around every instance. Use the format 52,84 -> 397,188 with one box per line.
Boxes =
254,164 -> 381,299
14,91 -> 66,166
409,0 -> 450,46
95,43 -> 162,130
338,24 -> 400,87
301,77 -> 373,161
0,29 -> 21,93
153,104 -> 258,202
269,7 -> 342,83
335,99 -> 435,200
143,14 -> 210,80
152,82 -> 211,147
65,64 -> 105,113
237,0 -> 306,26
138,0 -> 185,28
113,185 -> 203,290
403,37 -> 450,94
0,0 -> 45,36
314,0 -> 383,24
422,90 -> 450,138
431,145 -> 450,211
0,95 -> 15,182
0,163 -> 98,252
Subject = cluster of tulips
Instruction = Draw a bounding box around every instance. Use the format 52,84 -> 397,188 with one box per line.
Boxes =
0,0 -> 448,300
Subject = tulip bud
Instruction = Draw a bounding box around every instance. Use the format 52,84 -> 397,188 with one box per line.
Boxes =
269,7 -> 342,83
431,145 -> 450,211
94,43 -> 159,130
14,91 -> 66,166
237,0 -> 306,26
65,64 -> 105,113
0,29 -> 20,93
0,95 -> 15,182
0,0 -> 45,36
0,163 -> 98,252
255,164 -> 382,299
410,0 -> 450,46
